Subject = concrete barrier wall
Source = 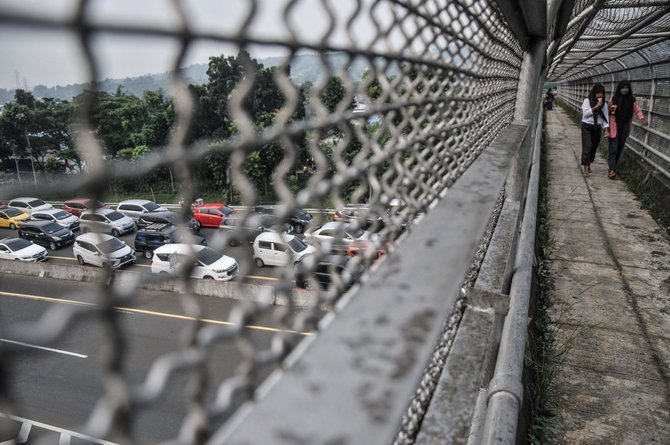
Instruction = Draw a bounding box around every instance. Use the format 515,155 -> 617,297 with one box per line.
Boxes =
0,259 -> 318,308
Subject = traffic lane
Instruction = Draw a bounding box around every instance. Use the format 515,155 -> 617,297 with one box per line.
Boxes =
0,226 -> 282,283
0,274 -> 315,443
0,273 -> 314,344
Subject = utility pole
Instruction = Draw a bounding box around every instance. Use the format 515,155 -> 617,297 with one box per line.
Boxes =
24,130 -> 38,190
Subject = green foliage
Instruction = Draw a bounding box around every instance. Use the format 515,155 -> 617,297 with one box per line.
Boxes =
319,76 -> 350,113
0,54 -> 373,205
0,90 -> 75,168
116,144 -> 150,160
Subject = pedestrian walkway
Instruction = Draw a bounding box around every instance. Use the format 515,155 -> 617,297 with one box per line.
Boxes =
543,107 -> 670,444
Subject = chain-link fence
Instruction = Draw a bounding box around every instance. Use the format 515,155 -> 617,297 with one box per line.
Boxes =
0,0 -> 536,443
548,0 -> 670,179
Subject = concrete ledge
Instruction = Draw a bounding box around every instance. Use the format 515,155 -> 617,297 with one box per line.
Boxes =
0,259 -> 318,308
415,302 -> 504,444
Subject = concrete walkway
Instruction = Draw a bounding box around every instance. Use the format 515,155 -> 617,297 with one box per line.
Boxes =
543,107 -> 670,444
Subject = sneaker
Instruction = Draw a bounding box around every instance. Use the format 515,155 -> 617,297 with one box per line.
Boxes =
608,170 -> 616,179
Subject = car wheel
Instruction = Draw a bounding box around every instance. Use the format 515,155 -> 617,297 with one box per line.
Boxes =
294,224 -> 304,234
77,255 -> 86,265
49,242 -> 57,251
111,229 -> 120,237
9,223 -> 16,230
203,276 -> 214,280
254,258 -> 264,268
144,250 -> 153,259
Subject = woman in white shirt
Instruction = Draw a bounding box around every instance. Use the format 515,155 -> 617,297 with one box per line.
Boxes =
580,83 -> 609,177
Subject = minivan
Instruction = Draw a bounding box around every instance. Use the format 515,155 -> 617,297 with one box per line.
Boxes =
80,208 -> 136,237
7,197 -> 53,214
254,204 -> 313,234
31,209 -> 80,231
151,244 -> 238,281
252,231 -> 316,268
73,233 -> 135,269
294,254 -> 364,291
116,199 -> 168,221
134,223 -> 206,259
18,220 -> 75,250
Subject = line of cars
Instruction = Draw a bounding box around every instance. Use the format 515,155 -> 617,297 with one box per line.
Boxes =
1,197 -> 402,289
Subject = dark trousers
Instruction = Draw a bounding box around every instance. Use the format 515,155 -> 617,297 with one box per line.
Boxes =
581,123 -> 601,166
608,122 -> 631,171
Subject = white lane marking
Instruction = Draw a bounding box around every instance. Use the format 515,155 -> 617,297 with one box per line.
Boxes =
0,339 -> 87,358
0,413 -> 117,445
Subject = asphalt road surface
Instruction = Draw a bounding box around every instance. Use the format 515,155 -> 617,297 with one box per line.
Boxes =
0,273 -> 315,443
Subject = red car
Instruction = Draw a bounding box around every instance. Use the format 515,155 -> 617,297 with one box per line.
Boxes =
62,199 -> 109,217
347,239 -> 385,260
192,203 -> 236,228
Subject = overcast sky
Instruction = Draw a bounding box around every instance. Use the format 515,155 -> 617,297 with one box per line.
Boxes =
0,0 -> 400,90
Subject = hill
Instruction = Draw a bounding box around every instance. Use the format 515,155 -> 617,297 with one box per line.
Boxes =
0,52 -> 398,104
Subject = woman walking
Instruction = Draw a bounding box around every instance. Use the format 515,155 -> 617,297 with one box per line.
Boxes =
580,83 -> 609,177
606,80 -> 646,179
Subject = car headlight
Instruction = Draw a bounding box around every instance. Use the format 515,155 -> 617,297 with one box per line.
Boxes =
212,269 -> 226,273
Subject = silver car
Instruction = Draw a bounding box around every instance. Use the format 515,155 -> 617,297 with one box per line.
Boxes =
31,209 -> 80,231
80,208 -> 136,237
73,233 -> 135,269
116,199 -> 167,221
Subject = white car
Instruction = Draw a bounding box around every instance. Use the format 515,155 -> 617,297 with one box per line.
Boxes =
80,208 -> 136,237
31,209 -> 80,231
303,221 -> 379,253
72,233 -> 136,269
0,237 -> 48,262
116,199 -> 168,221
151,244 -> 238,281
7,197 -> 54,214
252,231 -> 316,268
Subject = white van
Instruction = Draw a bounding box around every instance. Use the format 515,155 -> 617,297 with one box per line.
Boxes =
151,243 -> 238,281
252,231 -> 316,268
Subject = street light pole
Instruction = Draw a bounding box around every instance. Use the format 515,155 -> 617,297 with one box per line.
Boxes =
11,146 -> 22,185
24,129 -> 38,190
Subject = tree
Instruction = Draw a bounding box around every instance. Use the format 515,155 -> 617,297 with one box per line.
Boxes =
0,90 -> 74,169
205,50 -> 258,138
319,76 -> 349,113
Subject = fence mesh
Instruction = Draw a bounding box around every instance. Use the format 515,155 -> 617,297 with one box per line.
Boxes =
0,0 -> 524,443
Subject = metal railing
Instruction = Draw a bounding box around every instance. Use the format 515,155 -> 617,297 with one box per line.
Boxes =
548,0 -> 670,180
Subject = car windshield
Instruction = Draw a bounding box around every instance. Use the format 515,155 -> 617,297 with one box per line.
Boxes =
107,211 -> 125,221
4,208 -> 23,217
196,247 -> 222,266
5,238 -> 31,250
53,211 -> 71,220
43,222 -> 63,234
219,206 -> 234,215
98,238 -> 126,254
144,202 -> 161,212
28,199 -> 47,207
287,236 -> 308,252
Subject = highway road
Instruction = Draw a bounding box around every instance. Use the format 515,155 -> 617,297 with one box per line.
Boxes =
0,273 -> 316,443
0,225 -> 284,284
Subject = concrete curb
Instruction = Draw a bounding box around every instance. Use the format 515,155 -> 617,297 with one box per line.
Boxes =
0,260 -> 318,308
